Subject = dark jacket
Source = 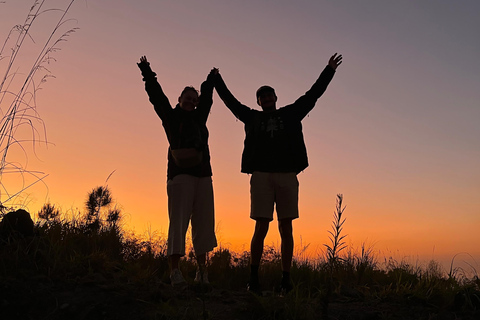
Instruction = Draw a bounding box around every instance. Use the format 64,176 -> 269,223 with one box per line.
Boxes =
139,64 -> 214,180
214,66 -> 335,174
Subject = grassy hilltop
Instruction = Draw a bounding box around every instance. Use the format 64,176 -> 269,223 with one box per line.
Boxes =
0,189 -> 479,320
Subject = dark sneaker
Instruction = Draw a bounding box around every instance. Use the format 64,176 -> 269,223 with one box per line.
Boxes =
194,268 -> 209,284
170,269 -> 186,287
279,280 -> 293,296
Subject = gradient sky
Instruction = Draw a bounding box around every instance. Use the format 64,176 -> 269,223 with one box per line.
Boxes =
1,0 -> 479,271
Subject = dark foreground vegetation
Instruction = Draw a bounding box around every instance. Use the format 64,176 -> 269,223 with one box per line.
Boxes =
0,189 -> 479,320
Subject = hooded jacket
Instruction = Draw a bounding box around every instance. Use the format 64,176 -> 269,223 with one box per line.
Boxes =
214,65 -> 335,174
139,64 -> 214,180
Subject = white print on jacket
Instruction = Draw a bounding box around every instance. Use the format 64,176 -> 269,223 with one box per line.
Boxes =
261,116 -> 284,138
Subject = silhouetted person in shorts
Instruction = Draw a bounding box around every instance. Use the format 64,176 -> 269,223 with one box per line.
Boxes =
213,53 -> 343,294
138,56 -> 218,286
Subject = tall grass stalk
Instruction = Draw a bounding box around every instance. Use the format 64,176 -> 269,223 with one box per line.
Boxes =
324,193 -> 347,266
0,0 -> 77,209
320,194 -> 347,319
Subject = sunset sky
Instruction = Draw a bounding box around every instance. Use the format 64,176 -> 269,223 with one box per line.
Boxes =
1,1 -> 479,272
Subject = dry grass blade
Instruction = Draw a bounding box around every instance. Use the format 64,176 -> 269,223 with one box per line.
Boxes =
0,0 -> 77,209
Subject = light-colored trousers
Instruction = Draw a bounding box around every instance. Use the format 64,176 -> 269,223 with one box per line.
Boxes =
166,174 -> 217,256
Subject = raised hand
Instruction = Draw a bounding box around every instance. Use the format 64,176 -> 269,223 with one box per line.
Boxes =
139,55 -> 148,64
207,67 -> 219,82
137,55 -> 151,72
328,53 -> 343,70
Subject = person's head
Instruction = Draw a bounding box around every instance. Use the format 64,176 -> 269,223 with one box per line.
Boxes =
256,85 -> 277,112
178,86 -> 199,111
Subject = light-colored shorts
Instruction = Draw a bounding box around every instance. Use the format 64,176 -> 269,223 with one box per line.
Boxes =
250,171 -> 299,221
166,174 -> 217,256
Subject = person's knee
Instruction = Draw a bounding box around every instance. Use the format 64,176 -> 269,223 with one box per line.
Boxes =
256,218 -> 270,230
278,219 -> 293,238
253,219 -> 270,238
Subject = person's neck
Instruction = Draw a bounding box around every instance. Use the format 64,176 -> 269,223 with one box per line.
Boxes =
261,106 -> 276,113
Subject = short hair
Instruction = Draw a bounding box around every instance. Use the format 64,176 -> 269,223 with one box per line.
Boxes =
180,86 -> 199,98
256,85 -> 276,100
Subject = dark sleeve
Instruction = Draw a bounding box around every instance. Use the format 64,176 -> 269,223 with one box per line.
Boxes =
196,73 -> 215,123
286,65 -> 336,121
138,63 -> 172,121
214,73 -> 252,123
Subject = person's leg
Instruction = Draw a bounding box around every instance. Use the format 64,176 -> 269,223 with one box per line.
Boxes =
250,172 -> 274,266
191,177 -> 216,283
191,178 -> 216,260
249,218 -> 270,291
278,218 -> 294,272
249,172 -> 275,293
166,175 -> 195,284
194,252 -> 209,283
274,172 -> 298,292
251,219 -> 270,266
170,254 -> 182,270
191,177 -> 217,258
196,252 -> 206,266
278,219 -> 294,292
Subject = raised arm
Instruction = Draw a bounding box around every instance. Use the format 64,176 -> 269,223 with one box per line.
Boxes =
196,68 -> 218,122
213,72 -> 251,122
288,53 -> 343,120
137,56 -> 172,120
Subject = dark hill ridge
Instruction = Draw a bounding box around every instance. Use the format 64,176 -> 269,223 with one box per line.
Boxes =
1,275 -> 478,320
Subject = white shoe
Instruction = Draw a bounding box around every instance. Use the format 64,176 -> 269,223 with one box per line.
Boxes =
170,269 -> 186,287
194,268 -> 209,284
